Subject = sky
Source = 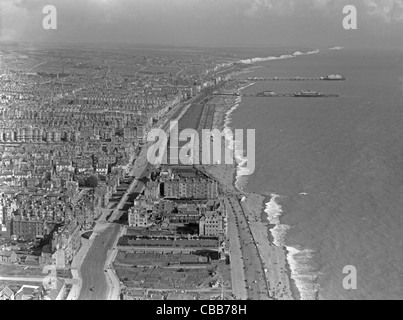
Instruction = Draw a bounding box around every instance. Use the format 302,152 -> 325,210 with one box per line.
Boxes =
0,0 -> 402,48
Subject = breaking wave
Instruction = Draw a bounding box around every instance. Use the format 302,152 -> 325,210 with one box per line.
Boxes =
238,49 -> 320,64
286,246 -> 322,300
264,194 -> 321,300
329,46 -> 344,50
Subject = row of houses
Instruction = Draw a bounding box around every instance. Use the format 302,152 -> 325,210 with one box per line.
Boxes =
0,281 -> 67,300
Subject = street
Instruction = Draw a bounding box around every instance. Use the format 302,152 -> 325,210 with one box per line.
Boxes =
78,224 -> 120,300
227,196 -> 270,300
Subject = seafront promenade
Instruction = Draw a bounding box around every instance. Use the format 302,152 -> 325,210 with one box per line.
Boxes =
225,197 -> 248,300
226,196 -> 270,300
199,80 -> 295,300
191,83 -> 274,300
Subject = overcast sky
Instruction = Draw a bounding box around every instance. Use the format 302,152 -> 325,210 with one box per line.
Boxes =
0,0 -> 402,48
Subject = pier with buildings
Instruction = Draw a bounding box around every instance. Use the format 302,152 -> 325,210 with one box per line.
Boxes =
214,91 -> 339,98
246,74 -> 346,81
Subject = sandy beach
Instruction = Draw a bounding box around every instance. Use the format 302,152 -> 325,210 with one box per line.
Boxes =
201,79 -> 296,300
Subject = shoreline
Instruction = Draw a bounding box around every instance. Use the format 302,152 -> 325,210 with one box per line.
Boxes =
261,195 -> 301,301
202,79 -> 298,300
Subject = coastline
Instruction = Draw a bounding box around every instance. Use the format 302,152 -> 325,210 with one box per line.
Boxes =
261,195 -> 301,301
202,79 -> 298,300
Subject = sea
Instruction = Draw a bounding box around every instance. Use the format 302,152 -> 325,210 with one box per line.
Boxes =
225,47 -> 403,300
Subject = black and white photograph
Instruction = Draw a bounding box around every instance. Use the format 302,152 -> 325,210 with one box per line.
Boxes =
0,0 -> 402,305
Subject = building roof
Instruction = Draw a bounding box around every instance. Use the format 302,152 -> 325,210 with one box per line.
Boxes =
0,286 -> 15,299
0,250 -> 16,257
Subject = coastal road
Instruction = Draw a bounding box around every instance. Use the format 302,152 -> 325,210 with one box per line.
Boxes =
227,196 -> 270,300
225,198 -> 248,300
78,223 -> 121,300
78,173 -> 143,300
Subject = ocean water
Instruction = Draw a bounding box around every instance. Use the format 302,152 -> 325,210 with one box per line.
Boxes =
229,48 -> 403,300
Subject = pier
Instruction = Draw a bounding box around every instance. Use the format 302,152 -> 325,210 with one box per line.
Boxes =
213,92 -> 339,98
243,92 -> 339,98
246,76 -> 345,81
212,92 -> 241,96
